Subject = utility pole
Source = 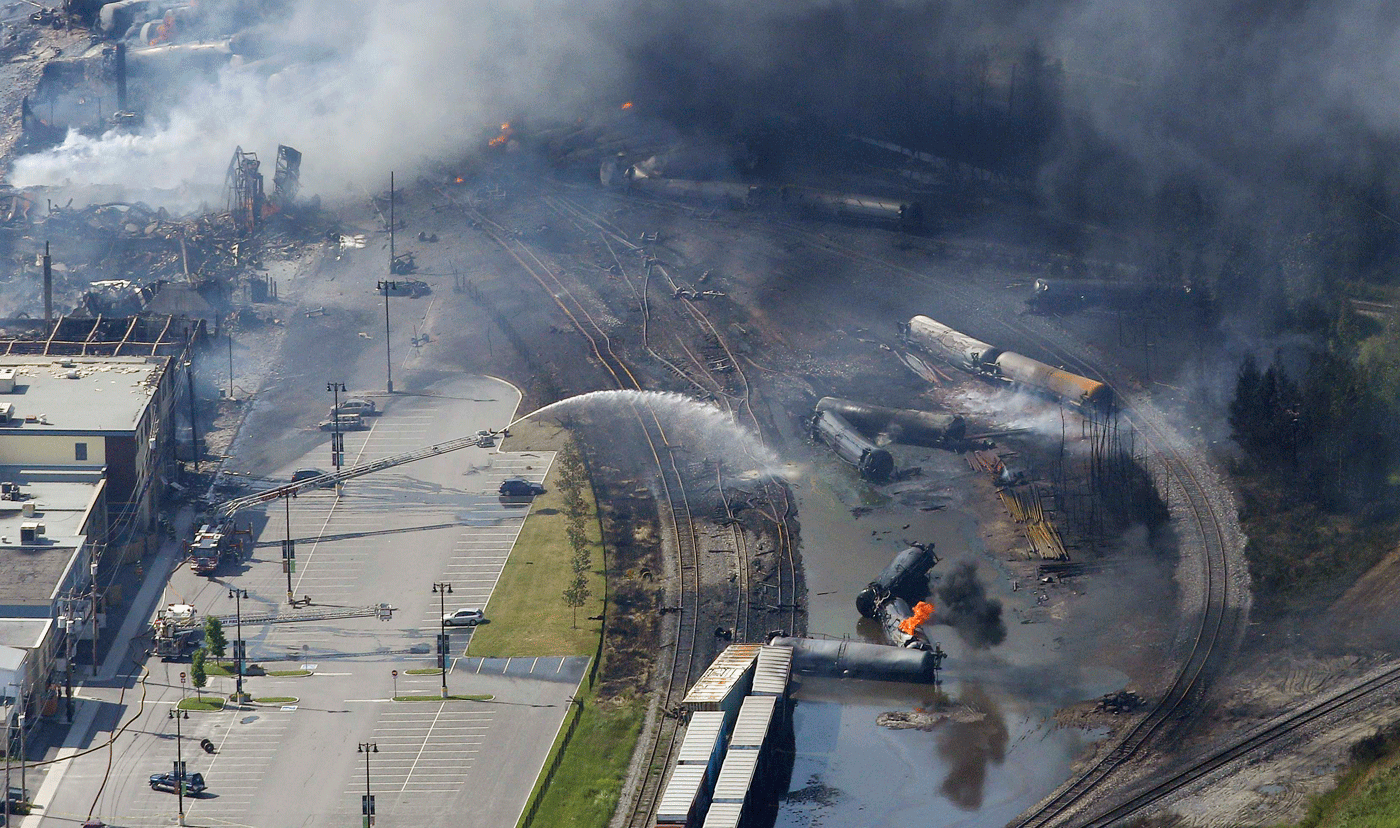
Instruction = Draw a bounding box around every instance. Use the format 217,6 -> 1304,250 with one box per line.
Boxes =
227,327 -> 234,399
377,282 -> 396,394
283,495 -> 295,605
169,708 -> 188,826
62,590 -> 75,722
358,742 -> 378,828
389,172 -> 395,270
89,558 -> 98,676
228,589 -> 248,703
328,382 -> 346,470
432,582 -> 452,699
185,359 -> 199,473
42,241 -> 51,325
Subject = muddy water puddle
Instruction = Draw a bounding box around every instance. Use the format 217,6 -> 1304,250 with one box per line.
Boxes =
780,445 -> 1122,825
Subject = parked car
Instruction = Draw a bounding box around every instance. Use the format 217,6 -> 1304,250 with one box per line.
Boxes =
442,607 -> 485,627
319,413 -> 366,431
291,468 -> 334,488
329,398 -> 377,418
149,771 -> 206,795
476,429 -> 496,447
498,477 -> 545,497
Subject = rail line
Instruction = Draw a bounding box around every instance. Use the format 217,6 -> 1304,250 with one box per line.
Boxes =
1081,659 -> 1400,825
755,217 -> 1238,826
544,191 -> 799,641
444,191 -> 704,828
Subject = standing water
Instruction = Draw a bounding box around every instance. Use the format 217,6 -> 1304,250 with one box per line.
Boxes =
514,390 -> 785,473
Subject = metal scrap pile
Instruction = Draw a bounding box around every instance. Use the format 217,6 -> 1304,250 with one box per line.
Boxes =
38,202 -> 253,285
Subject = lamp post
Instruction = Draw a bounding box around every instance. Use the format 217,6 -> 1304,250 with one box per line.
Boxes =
432,582 -> 452,699
376,282 -> 396,394
357,742 -> 378,828
228,588 -> 248,702
327,382 -> 346,471
169,708 -> 189,826
283,495 -> 294,605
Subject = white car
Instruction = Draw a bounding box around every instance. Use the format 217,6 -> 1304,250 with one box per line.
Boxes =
329,398 -> 377,418
442,607 -> 485,626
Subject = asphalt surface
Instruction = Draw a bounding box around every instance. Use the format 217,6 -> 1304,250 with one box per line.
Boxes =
22,234 -> 581,827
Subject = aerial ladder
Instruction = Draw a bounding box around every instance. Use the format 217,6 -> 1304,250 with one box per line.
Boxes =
211,430 -> 498,521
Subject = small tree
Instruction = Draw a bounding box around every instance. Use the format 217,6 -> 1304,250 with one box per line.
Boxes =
190,649 -> 207,700
204,616 -> 227,659
562,573 -> 591,630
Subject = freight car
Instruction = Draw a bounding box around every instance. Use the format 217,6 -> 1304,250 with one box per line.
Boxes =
856,543 -> 939,618
901,315 -> 1112,415
810,409 -> 895,482
770,636 -> 944,683
1027,278 -> 1195,314
778,186 -> 925,232
899,315 -> 1002,373
815,397 -> 965,446
991,351 -> 1112,415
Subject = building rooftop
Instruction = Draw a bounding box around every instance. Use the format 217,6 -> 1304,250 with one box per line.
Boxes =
0,356 -> 166,434
0,475 -> 100,607
0,620 -> 49,651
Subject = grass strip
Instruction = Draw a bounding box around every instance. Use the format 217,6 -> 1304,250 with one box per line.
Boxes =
176,698 -> 225,711
405,668 -> 442,675
468,457 -> 603,658
254,697 -> 298,704
266,669 -> 312,677
393,694 -> 493,702
518,688 -> 643,828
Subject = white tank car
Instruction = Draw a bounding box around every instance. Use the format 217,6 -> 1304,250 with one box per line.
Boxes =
902,315 -> 1002,373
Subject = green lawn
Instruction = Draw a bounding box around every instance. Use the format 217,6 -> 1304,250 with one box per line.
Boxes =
177,697 -> 225,711
255,697 -> 299,704
466,458 -> 604,658
520,690 -> 644,828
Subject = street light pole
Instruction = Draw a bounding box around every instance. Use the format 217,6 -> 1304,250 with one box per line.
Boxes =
358,742 -> 378,828
432,582 -> 452,699
376,281 -> 397,394
284,495 -> 294,605
169,708 -> 188,826
328,382 -> 346,471
228,589 -> 248,702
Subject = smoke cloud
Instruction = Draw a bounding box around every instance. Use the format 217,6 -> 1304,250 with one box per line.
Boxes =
937,561 -> 1007,649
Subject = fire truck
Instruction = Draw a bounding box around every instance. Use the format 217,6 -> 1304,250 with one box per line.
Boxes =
186,524 -> 246,576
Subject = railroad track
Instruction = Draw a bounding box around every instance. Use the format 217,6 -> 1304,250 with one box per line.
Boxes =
443,192 -> 705,828
544,190 -> 799,642
753,217 -> 1239,826
1080,659 -> 1400,825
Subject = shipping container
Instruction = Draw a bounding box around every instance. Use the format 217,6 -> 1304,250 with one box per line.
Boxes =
677,710 -> 729,788
751,645 -> 792,697
730,695 -> 776,751
683,644 -> 763,716
701,800 -> 745,828
656,763 -> 711,826
711,747 -> 761,807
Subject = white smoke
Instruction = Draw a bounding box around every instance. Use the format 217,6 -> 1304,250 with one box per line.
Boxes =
11,0 -> 626,210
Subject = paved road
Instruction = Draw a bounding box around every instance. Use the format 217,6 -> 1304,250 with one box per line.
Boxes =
29,374 -> 578,828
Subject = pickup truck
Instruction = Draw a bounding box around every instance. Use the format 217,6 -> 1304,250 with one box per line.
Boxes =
149,771 -> 206,795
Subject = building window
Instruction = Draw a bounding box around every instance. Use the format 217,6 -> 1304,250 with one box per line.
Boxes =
75,442 -> 87,461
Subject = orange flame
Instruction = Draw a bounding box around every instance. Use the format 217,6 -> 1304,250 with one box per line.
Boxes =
621,101 -> 634,110
454,176 -> 465,184
899,601 -> 935,635
487,122 -> 514,148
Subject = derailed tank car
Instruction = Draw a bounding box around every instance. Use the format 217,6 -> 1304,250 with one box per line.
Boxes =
856,544 -> 938,618
771,636 -> 942,683
779,186 -> 925,232
815,397 -> 965,447
992,351 -> 1112,415
810,410 -> 895,482
900,315 -> 1002,373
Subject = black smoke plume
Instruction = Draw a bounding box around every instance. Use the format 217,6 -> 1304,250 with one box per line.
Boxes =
937,561 -> 1006,649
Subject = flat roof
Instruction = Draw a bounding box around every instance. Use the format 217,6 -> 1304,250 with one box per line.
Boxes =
0,618 -> 52,650
0,356 -> 166,434
0,477 -> 99,605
